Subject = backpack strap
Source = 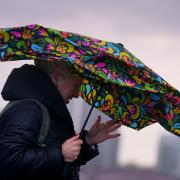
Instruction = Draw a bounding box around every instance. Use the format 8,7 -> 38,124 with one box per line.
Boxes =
0,99 -> 50,147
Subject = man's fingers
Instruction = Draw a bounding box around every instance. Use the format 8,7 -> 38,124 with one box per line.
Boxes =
106,120 -> 122,128
95,115 -> 101,125
73,139 -> 83,146
72,145 -> 82,151
65,156 -> 78,162
108,123 -> 121,132
108,133 -> 121,139
106,120 -> 117,126
62,134 -> 83,163
66,134 -> 80,142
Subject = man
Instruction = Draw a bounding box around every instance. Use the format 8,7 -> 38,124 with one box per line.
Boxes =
0,60 -> 121,179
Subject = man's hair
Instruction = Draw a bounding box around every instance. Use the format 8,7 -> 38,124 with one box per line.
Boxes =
34,59 -> 77,78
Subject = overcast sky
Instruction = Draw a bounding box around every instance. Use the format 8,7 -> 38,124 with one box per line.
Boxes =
0,0 -> 180,168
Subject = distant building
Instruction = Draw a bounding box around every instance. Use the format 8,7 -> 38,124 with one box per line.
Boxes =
156,134 -> 180,178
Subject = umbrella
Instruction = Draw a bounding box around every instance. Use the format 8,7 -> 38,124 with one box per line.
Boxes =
0,24 -> 180,136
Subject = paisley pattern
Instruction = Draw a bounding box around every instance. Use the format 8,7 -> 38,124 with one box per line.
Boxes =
0,24 -> 180,136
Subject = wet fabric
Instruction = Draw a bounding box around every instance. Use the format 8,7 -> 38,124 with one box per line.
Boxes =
0,24 -> 179,136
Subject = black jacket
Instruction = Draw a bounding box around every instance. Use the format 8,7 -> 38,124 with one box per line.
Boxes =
0,64 -> 99,179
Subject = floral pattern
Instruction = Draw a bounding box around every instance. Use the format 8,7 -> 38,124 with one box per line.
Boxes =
0,24 -> 180,136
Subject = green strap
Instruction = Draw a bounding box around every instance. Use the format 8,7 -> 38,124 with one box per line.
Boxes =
0,99 -> 50,147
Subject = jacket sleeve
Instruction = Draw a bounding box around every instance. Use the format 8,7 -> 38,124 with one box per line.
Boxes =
0,101 -> 64,176
77,130 -> 99,166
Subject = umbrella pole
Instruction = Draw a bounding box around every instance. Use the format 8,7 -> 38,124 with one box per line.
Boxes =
80,84 -> 102,134
62,84 -> 102,177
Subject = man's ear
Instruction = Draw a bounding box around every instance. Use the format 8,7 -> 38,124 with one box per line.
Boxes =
50,72 -> 60,85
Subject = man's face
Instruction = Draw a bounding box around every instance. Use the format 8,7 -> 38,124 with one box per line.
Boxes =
55,74 -> 83,104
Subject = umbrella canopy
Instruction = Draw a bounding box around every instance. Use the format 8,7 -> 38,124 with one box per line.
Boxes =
0,24 -> 180,136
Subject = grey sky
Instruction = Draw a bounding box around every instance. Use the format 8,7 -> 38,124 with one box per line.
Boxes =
0,0 -> 180,37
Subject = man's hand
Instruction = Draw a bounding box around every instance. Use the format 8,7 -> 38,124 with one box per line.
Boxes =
62,134 -> 83,162
85,116 -> 121,145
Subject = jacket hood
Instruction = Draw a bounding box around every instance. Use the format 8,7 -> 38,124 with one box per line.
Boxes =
1,64 -> 72,120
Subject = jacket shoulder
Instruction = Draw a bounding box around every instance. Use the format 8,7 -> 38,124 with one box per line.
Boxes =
0,100 -> 43,130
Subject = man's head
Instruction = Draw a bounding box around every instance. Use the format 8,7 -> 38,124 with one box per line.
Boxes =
34,60 -> 83,104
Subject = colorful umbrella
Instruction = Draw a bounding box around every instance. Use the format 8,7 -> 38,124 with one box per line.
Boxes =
0,24 -> 180,136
